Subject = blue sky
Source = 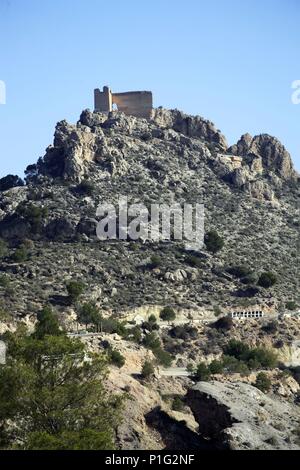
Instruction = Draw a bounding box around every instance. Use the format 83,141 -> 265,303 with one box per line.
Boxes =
0,0 -> 299,176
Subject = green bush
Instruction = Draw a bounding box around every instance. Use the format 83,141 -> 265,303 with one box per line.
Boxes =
160,306 -> 176,322
0,305 -> 11,321
0,274 -> 10,288
257,272 -> 277,288
286,301 -> 298,311
208,359 -> 224,375
205,230 -> 224,254
186,255 -> 203,268
240,273 -> 257,285
169,325 -> 198,340
223,339 -> 277,370
18,203 -> 48,232
34,306 -> 63,339
66,281 -> 85,303
0,238 -> 8,259
76,180 -> 95,196
194,362 -> 211,381
254,372 -> 272,392
143,332 -> 161,350
247,347 -> 277,369
222,355 -> 250,375
78,302 -> 101,328
148,314 -> 157,324
108,349 -> 125,368
224,339 -> 250,359
142,332 -> 173,367
213,306 -> 222,317
101,317 -> 127,336
153,347 -> 173,367
141,360 -> 155,379
262,321 -> 278,334
212,316 -> 233,331
172,396 -> 185,411
227,265 -> 251,278
12,245 -> 29,263
126,325 -> 142,343
150,254 -> 162,269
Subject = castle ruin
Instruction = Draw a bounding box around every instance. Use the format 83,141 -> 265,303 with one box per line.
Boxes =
94,86 -> 153,119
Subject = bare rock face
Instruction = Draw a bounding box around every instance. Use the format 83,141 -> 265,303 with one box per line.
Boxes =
35,120 -> 104,182
186,381 -> 300,450
151,108 -> 228,150
229,133 -> 297,181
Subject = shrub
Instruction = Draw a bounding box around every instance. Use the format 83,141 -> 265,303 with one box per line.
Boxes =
148,314 -> 157,324
18,203 -> 48,232
150,254 -> 162,269
205,230 -> 224,254
126,326 -> 142,343
101,317 -> 127,336
186,255 -> 203,268
240,273 -> 257,285
262,321 -> 278,334
248,347 -> 277,369
257,272 -> 277,288
0,306 -> 11,321
222,355 -> 250,375
208,359 -> 224,375
142,332 -> 173,367
160,306 -> 176,322
0,274 -> 10,288
76,180 -> 95,196
286,301 -> 298,311
172,396 -> 185,412
66,281 -> 85,303
78,302 -> 101,328
0,238 -> 8,259
224,339 -> 251,359
34,306 -> 63,339
194,362 -> 211,381
0,174 -> 24,191
254,372 -> 272,392
141,360 -> 155,379
153,347 -> 173,367
212,316 -> 233,331
223,339 -> 277,370
213,306 -> 222,317
108,349 -> 125,368
187,363 -> 195,374
12,245 -> 29,263
227,265 -> 251,278
143,332 -> 161,350
169,325 -> 198,340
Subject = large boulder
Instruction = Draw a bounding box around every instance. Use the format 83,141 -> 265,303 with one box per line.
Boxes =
186,381 -> 300,450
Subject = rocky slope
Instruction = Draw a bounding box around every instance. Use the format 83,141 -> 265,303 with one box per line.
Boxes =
0,107 -> 299,450
0,108 -> 299,321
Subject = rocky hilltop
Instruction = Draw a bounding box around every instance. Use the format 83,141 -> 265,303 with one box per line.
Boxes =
0,107 -> 299,450
0,108 -> 298,317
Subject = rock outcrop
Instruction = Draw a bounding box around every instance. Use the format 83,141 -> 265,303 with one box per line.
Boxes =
186,381 -> 300,450
228,133 -> 298,182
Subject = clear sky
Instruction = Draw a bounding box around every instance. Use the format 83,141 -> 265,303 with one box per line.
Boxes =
0,0 -> 299,177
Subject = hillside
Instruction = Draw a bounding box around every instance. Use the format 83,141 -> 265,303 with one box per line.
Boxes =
0,107 -> 299,450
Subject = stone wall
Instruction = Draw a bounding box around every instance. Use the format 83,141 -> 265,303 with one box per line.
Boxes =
112,91 -> 153,119
94,86 -> 153,119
